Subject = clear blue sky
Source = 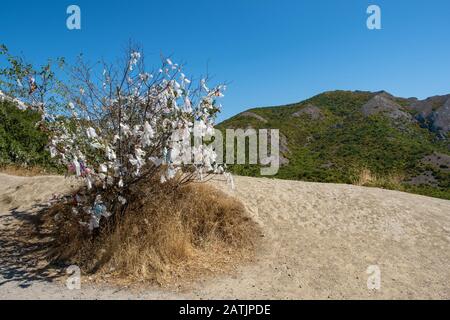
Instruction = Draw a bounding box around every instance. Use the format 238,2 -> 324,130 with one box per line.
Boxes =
1,0 -> 449,121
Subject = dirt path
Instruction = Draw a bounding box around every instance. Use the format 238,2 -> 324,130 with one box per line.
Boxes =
1,173 -> 449,299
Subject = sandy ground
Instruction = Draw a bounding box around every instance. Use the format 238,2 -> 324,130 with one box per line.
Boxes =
0,173 -> 449,299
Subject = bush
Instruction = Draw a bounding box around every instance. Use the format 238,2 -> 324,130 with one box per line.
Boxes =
2,44 -> 255,283
37,181 -> 257,284
0,100 -> 58,170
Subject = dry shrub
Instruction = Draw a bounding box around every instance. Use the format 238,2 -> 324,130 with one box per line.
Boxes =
354,168 -> 375,186
353,167 -> 405,189
40,180 -> 257,284
0,164 -> 53,176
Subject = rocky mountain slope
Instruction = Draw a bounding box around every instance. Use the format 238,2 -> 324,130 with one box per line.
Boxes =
218,90 -> 450,200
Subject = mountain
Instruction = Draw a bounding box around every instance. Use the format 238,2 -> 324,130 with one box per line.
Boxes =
217,90 -> 450,200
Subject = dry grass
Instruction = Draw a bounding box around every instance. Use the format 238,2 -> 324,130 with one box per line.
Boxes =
37,180 -> 258,285
353,167 -> 405,190
0,164 -> 54,177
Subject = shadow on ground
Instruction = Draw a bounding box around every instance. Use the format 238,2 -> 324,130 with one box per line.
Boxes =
0,204 -> 65,288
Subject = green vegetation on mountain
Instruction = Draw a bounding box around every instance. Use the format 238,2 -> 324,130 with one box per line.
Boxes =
218,90 -> 450,200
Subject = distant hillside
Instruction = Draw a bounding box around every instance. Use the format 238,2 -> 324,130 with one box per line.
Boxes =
218,90 -> 450,200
